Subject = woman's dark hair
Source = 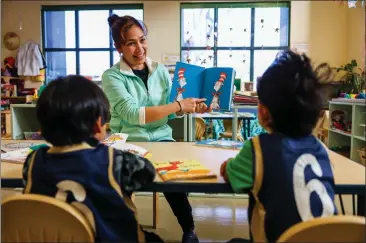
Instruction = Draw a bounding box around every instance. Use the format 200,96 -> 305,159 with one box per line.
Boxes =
36,75 -> 110,146
108,14 -> 148,47
257,50 -> 325,138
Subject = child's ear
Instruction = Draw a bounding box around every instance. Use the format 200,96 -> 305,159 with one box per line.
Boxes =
93,116 -> 103,134
258,103 -> 273,133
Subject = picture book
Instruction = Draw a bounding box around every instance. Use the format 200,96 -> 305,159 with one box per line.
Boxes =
152,160 -> 217,181
109,142 -> 152,159
195,139 -> 244,150
169,62 -> 236,111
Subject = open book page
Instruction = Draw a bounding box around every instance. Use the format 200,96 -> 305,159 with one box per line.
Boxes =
102,133 -> 128,146
152,160 -> 217,181
169,62 -> 205,103
109,143 -> 152,159
1,148 -> 33,164
202,68 -> 236,111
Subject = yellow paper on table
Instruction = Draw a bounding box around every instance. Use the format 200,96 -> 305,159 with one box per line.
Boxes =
152,160 -> 216,181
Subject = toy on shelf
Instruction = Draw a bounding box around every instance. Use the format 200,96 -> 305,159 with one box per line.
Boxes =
330,109 -> 352,133
339,92 -> 366,99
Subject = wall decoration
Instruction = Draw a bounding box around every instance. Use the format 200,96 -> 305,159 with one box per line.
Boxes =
3,32 -> 20,51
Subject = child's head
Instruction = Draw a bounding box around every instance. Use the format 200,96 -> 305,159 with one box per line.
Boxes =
36,75 -> 110,146
257,50 -> 323,138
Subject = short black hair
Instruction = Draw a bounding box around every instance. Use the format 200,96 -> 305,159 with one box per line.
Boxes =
257,50 -> 324,138
36,75 -> 110,146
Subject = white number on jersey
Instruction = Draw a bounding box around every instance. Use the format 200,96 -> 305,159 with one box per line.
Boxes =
293,153 -> 335,221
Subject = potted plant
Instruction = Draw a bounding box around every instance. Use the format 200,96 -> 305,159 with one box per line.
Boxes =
333,59 -> 365,95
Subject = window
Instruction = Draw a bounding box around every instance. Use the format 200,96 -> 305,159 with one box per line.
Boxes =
181,2 -> 290,84
42,4 -> 143,83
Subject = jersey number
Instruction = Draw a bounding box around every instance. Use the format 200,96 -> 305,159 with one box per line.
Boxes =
293,154 -> 335,221
55,180 -> 96,233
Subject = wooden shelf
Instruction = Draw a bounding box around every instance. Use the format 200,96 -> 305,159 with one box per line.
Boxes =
1,96 -> 26,99
1,110 -> 11,114
329,101 -> 366,164
329,128 -> 352,137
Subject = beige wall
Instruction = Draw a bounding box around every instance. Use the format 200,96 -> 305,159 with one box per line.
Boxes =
1,1 -> 365,74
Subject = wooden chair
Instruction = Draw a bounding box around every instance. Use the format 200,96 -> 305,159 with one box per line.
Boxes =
195,117 -> 206,141
277,215 -> 366,242
2,194 -> 94,242
219,119 -> 244,141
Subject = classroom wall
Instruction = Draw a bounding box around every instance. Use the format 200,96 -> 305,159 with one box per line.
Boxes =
1,1 -> 365,75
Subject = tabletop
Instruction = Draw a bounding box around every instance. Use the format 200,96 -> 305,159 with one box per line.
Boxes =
1,140 -> 365,194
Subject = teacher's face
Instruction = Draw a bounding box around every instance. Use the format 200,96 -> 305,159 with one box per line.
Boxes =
119,25 -> 148,69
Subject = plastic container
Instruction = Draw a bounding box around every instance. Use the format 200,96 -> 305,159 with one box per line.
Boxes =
24,132 -> 43,140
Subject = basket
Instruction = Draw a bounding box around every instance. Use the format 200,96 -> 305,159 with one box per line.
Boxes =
358,148 -> 366,166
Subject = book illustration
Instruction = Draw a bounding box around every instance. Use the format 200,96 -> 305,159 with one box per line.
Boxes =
175,68 -> 187,101
195,139 -> 244,150
102,133 -> 128,146
1,148 -> 33,164
152,160 -> 217,181
169,62 -> 235,111
213,72 -> 227,91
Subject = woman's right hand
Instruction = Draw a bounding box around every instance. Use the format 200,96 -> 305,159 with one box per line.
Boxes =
179,98 -> 207,113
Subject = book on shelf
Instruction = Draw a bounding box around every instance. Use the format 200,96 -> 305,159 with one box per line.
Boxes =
195,139 -> 244,150
152,160 -> 217,181
169,62 -> 236,111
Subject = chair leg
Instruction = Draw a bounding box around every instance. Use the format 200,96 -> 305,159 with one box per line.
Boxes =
338,194 -> 346,215
153,192 -> 159,229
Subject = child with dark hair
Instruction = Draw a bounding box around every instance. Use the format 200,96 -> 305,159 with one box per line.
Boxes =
221,50 -> 338,242
22,75 -> 164,243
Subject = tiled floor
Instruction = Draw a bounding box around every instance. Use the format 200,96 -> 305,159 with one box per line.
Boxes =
1,190 -> 357,242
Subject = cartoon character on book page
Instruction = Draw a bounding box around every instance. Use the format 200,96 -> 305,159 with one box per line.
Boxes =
175,68 -> 187,101
211,72 -> 227,110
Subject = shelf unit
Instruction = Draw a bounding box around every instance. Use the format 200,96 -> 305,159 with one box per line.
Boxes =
10,104 -> 40,140
328,101 -> 366,165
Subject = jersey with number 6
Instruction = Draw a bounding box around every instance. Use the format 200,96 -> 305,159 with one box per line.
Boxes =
249,133 -> 337,242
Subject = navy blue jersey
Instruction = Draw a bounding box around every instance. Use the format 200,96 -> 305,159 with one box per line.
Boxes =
249,133 -> 337,242
22,142 -> 154,242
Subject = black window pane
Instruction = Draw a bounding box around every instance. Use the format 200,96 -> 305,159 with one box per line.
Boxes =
44,11 -> 76,48
79,10 -> 109,48
45,52 -> 76,82
254,7 -> 289,47
80,51 -> 110,80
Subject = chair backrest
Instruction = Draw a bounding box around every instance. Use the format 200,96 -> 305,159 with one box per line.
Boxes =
277,215 -> 366,242
2,194 -> 94,243
223,119 -> 243,133
195,117 -> 206,141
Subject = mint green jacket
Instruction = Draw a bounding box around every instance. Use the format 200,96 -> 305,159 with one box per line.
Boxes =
102,57 -> 180,141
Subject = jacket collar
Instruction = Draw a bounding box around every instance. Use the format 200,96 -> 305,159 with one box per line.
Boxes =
119,56 -> 158,77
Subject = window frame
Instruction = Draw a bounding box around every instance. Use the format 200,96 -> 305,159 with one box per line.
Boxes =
180,2 -> 291,81
41,4 -> 144,78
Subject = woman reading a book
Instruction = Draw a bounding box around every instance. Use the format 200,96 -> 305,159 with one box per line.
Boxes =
102,14 -> 211,243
